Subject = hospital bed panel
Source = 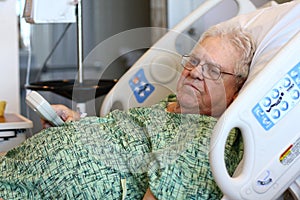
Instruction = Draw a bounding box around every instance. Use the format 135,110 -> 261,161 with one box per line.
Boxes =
211,31 -> 300,199
209,1 -> 300,199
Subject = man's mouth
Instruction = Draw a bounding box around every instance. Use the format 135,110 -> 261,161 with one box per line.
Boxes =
184,81 -> 204,93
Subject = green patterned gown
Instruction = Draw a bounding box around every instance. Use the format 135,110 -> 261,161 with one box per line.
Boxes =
0,95 -> 243,199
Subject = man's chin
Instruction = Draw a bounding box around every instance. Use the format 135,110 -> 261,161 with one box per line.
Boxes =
177,95 -> 198,108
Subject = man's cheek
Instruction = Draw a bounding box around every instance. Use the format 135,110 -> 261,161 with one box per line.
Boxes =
207,82 -> 228,115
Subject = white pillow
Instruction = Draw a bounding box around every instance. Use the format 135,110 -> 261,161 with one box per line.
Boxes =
215,0 -> 300,91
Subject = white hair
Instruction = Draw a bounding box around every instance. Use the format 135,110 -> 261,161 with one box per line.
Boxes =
199,25 -> 256,89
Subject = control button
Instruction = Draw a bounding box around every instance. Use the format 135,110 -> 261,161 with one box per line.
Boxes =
262,117 -> 271,126
253,62 -> 300,131
291,90 -> 300,100
290,70 -> 298,78
283,78 -> 291,88
145,86 -> 151,92
280,101 -> 289,111
263,97 -> 272,107
255,106 -> 264,116
254,170 -> 274,193
245,188 -> 252,195
271,89 -> 280,99
296,77 -> 300,85
271,109 -> 280,119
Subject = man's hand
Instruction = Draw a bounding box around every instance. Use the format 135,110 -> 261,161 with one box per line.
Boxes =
143,188 -> 157,200
41,104 -> 80,128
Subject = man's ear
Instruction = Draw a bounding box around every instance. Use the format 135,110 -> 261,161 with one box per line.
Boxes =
230,86 -> 241,103
233,92 -> 239,101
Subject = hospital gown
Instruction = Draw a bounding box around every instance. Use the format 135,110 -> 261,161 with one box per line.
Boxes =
0,94 -> 243,199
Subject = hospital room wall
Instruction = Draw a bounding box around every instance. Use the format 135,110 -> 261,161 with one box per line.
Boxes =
0,0 -> 20,114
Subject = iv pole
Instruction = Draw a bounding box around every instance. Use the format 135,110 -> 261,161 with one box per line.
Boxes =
75,0 -> 86,113
73,0 -> 116,115
76,0 -> 83,84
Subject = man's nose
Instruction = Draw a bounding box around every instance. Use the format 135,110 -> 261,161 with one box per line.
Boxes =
189,65 -> 204,80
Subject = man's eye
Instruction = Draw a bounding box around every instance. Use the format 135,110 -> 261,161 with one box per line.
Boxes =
206,65 -> 220,76
189,58 -> 198,66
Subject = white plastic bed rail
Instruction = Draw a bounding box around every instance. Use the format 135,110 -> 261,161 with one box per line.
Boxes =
210,30 -> 300,200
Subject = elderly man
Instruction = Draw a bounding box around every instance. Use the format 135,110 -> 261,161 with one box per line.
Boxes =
143,25 -> 255,199
0,24 -> 255,199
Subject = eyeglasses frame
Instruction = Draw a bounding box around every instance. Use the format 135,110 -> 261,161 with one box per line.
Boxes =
181,54 -> 237,80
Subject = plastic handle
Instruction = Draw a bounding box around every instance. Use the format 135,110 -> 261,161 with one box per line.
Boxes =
210,111 -> 255,199
172,0 -> 255,33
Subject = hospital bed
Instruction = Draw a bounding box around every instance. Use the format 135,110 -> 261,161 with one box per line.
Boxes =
99,0 -> 300,199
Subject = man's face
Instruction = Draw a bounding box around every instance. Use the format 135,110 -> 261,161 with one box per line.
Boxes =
176,36 -> 241,117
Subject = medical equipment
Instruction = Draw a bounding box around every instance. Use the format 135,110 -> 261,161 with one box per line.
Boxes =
23,0 -> 76,24
26,91 -> 64,126
209,1 -> 300,199
211,33 -> 300,199
100,0 -> 300,199
100,0 -> 256,116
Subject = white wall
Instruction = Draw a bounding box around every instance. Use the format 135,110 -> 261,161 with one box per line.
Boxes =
0,0 -> 20,113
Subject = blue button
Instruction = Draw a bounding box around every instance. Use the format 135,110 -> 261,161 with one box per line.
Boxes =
280,101 -> 289,111
283,78 -> 291,88
263,97 -> 272,107
271,89 -> 280,99
291,90 -> 300,100
290,69 -> 299,78
296,77 -> 300,85
262,117 -> 272,126
272,109 -> 280,119
255,106 -> 264,116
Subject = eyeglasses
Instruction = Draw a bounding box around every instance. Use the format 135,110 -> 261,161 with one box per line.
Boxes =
181,55 -> 237,80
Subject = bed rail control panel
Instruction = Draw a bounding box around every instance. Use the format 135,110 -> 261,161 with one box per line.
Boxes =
252,61 -> 300,130
210,38 -> 300,199
129,69 -> 155,103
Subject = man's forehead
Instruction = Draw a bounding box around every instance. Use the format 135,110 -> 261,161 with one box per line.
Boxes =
191,44 -> 217,63
192,37 -> 239,69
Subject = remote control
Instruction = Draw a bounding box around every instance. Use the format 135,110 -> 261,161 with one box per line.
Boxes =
26,91 -> 64,126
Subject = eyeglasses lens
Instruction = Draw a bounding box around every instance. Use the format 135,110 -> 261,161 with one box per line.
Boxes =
182,55 -> 221,80
203,64 -> 221,80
